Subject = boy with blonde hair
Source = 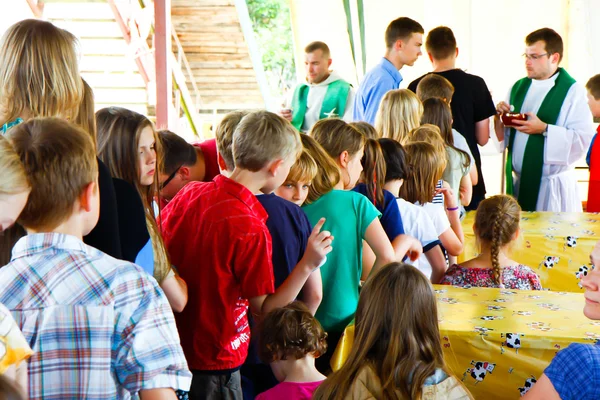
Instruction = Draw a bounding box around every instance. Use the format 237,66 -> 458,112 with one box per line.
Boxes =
0,118 -> 191,399
161,111 -> 332,399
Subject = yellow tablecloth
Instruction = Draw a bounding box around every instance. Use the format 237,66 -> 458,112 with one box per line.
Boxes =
331,285 -> 599,399
459,211 -> 600,292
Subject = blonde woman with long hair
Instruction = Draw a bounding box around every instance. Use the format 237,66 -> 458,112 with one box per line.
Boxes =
0,135 -> 32,395
97,107 -> 188,312
314,262 -> 472,400
0,19 -> 123,262
375,89 -> 423,144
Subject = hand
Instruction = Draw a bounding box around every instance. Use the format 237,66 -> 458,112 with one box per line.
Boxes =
511,112 -> 547,135
280,108 -> 293,122
435,185 -> 457,209
403,235 -> 422,262
590,240 -> 600,269
301,218 -> 334,270
495,101 -> 512,120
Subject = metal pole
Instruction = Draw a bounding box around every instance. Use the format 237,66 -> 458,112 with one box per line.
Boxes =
154,0 -> 172,129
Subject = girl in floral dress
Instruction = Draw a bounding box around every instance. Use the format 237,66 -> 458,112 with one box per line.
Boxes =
440,195 -> 542,290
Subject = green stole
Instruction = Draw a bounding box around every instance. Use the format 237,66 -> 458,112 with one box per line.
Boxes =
291,79 -> 351,131
505,68 -> 576,211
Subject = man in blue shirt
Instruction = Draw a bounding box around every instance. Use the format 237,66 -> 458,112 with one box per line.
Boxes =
353,17 -> 424,124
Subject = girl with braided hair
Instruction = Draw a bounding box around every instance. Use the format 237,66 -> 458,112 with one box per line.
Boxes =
440,195 -> 542,290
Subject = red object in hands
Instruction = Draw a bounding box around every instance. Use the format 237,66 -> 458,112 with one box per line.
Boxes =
501,113 -> 528,126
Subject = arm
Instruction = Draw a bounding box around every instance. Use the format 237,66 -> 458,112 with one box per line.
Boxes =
391,234 -> 422,262
425,244 -> 447,284
437,183 -> 464,256
250,218 -> 332,315
521,374 -> 560,400
475,118 -> 491,146
160,272 -> 188,313
459,173 -> 472,206
140,389 -> 178,400
361,240 -> 376,280
300,269 -> 323,315
469,164 -> 478,186
362,219 -> 402,276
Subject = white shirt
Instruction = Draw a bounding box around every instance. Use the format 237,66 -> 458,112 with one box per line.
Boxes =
286,70 -> 355,132
396,198 -> 440,272
415,202 -> 451,279
501,72 -> 595,211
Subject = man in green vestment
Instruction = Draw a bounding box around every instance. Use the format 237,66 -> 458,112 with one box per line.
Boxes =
280,41 -> 354,132
493,28 -> 594,212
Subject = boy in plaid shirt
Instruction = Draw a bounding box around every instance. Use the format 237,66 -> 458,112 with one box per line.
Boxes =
0,118 -> 191,399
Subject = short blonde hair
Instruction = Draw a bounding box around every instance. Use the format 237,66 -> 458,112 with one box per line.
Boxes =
233,111 -> 301,171
0,19 -> 83,125
215,110 -> 249,171
409,124 -> 447,161
375,89 -> 423,144
0,135 -> 29,197
301,134 -> 340,204
286,150 -> 318,184
8,118 -> 97,231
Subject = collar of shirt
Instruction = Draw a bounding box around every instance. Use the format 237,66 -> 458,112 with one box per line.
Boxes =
11,232 -> 92,262
213,174 -> 268,222
379,57 -> 402,87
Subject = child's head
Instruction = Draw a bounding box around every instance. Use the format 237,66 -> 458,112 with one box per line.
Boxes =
75,79 -> 96,144
0,136 -> 30,232
416,73 -> 455,103
157,130 -> 198,201
586,74 -> 600,118
275,149 -> 318,206
214,110 -> 249,174
374,89 -> 423,144
310,119 -> 365,189
315,262 -> 446,400
361,138 -> 387,207
96,107 -> 159,193
233,110 -> 302,193
421,97 -> 454,143
474,195 -> 521,286
378,138 -> 410,184
7,118 -> 98,235
300,134 -> 341,204
259,301 -> 327,381
409,124 -> 447,158
399,141 -> 446,204
0,19 -> 82,125
349,121 -> 379,139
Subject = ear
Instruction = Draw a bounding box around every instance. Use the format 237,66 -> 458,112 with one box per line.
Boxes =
217,153 -> 229,173
551,52 -> 560,64
395,39 -> 404,51
472,223 -> 477,236
512,227 -> 520,241
427,52 -> 434,63
79,181 -> 97,213
338,150 -> 350,168
327,58 -> 332,68
455,47 -> 459,58
268,159 -> 285,177
179,166 -> 191,181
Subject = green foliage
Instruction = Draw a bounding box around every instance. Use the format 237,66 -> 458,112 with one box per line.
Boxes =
246,0 -> 296,100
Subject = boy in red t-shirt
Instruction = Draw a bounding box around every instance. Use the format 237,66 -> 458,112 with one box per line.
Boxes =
160,111 -> 333,399
586,74 -> 600,211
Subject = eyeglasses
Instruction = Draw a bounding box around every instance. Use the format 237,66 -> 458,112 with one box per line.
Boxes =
522,53 -> 549,61
160,166 -> 182,190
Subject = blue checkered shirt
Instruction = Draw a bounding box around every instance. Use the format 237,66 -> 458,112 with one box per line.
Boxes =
0,233 -> 191,399
545,342 -> 600,399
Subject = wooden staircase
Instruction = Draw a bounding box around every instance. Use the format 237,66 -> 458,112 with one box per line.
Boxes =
43,0 -> 150,116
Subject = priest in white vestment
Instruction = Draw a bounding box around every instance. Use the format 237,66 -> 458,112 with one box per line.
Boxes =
494,28 -> 594,212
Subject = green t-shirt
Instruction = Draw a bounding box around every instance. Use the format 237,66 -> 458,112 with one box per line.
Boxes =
442,147 -> 469,205
302,190 -> 381,333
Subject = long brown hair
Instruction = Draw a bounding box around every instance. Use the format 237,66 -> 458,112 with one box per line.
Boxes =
314,262 -> 456,400
375,89 -> 423,144
421,98 -> 470,169
474,195 -> 521,286
399,142 -> 446,204
361,138 -> 386,207
96,107 -> 170,283
300,134 -> 340,204
0,19 -> 82,125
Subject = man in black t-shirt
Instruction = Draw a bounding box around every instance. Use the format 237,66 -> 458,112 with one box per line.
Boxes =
408,26 -> 495,210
